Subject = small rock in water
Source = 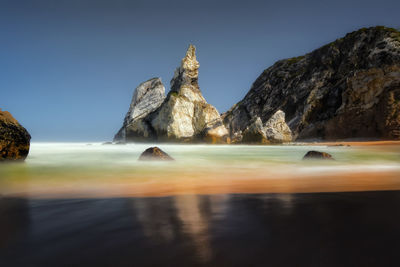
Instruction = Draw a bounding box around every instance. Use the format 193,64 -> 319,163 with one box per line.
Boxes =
114,141 -> 126,145
303,151 -> 334,160
138,147 -> 174,161
102,142 -> 113,145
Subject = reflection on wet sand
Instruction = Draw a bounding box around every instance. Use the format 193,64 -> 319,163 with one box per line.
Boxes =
0,198 -> 30,250
133,195 -> 229,262
174,195 -> 229,262
1,191 -> 400,266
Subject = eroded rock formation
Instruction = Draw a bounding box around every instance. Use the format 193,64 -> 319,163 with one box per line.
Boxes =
115,45 -> 229,143
223,26 -> 400,141
0,109 -> 31,161
114,78 -> 166,142
241,110 -> 292,144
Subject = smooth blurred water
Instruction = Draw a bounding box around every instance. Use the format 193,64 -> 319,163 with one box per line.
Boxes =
24,142 -> 400,167
0,142 -> 399,197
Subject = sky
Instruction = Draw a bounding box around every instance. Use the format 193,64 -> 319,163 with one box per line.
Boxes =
1,0 -> 399,141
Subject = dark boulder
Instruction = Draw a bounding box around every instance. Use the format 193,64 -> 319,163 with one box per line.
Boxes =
138,147 -> 174,161
0,109 -> 31,161
303,151 -> 334,160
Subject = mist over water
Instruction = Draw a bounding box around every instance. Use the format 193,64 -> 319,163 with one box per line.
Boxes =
1,143 -> 399,197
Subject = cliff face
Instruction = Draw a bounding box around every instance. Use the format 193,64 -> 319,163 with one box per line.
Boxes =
223,26 -> 400,141
115,45 -> 228,143
0,109 -> 31,161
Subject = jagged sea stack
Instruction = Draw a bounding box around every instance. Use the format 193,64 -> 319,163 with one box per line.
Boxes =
114,45 -> 229,143
223,26 -> 400,141
151,45 -> 229,143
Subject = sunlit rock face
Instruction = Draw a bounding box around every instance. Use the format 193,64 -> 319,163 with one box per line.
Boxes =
151,45 -> 229,143
116,45 -> 229,143
264,110 -> 292,143
114,78 -> 166,142
223,26 -> 400,141
241,110 -> 292,144
0,109 -> 31,161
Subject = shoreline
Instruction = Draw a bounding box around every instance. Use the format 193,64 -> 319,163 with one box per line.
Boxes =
299,140 -> 400,147
3,170 -> 400,199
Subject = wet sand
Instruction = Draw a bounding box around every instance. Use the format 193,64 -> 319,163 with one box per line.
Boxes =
1,191 -> 400,266
2,170 -> 400,199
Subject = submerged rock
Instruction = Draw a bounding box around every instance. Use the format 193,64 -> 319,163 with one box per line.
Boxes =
223,26 -> 400,141
114,78 -> 166,142
138,147 -> 174,161
303,151 -> 334,160
0,109 -> 31,161
115,45 -> 228,143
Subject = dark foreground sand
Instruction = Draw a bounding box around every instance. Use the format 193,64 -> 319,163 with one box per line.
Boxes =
1,191 -> 400,266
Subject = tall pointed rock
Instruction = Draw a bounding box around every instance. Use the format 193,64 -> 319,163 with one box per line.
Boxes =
114,45 -> 229,143
151,44 -> 229,142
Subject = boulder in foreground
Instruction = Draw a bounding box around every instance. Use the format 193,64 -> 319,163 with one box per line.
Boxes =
0,109 -> 31,161
303,151 -> 334,160
138,147 -> 174,161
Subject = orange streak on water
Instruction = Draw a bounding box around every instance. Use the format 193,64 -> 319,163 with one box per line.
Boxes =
3,170 -> 400,199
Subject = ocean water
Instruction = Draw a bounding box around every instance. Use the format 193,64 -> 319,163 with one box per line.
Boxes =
1,144 -> 400,266
0,142 -> 400,197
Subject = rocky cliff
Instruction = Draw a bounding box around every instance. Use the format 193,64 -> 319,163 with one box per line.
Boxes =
115,45 -> 228,143
0,109 -> 31,161
223,26 -> 400,141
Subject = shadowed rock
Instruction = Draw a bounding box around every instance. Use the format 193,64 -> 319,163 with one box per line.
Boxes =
242,117 -> 268,144
303,151 -> 334,160
138,147 -> 174,161
0,109 -> 31,161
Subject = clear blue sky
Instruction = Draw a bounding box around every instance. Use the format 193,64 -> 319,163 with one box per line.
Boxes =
1,0 -> 399,141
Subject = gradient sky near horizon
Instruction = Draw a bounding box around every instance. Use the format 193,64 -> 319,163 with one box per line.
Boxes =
1,0 -> 399,141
